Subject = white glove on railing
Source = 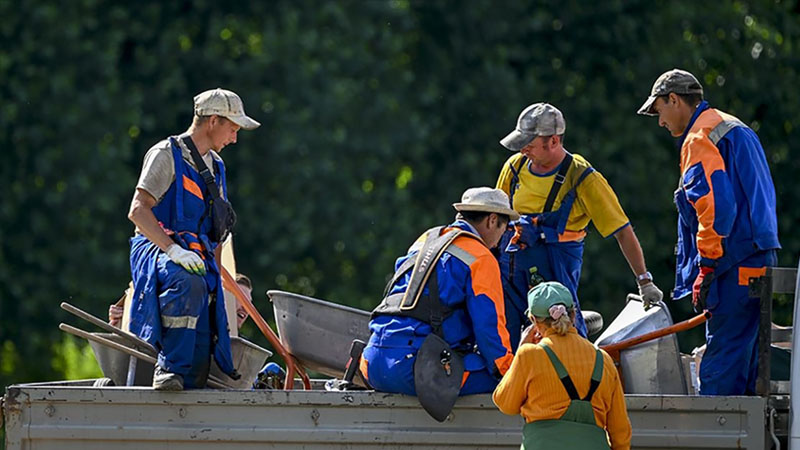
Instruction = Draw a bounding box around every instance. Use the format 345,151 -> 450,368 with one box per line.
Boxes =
166,244 -> 206,275
639,282 -> 663,310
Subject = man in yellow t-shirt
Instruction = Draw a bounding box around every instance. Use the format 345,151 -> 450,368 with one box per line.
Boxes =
496,103 -> 662,347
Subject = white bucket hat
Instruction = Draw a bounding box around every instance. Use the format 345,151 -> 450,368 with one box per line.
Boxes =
453,187 -> 520,221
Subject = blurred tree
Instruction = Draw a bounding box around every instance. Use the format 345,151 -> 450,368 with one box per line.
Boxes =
1,0 -> 798,387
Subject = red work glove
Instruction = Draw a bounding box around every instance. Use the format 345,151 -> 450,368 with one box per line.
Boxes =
692,266 -> 715,310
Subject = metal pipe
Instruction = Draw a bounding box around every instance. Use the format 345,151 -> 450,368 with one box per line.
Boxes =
59,323 -> 231,389
60,302 -> 158,356
220,267 -> 311,390
600,310 -> 711,355
789,259 -> 800,449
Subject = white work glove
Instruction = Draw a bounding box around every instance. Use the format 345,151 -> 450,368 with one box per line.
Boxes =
166,244 -> 206,276
639,282 -> 663,310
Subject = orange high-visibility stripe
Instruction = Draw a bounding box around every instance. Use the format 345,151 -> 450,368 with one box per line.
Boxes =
558,229 -> 586,242
183,175 -> 204,201
681,109 -> 728,260
359,354 -> 369,381
738,266 -> 767,286
461,371 -> 469,388
449,233 -> 514,370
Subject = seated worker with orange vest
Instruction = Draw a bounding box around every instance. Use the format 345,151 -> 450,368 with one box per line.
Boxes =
494,281 -> 631,450
361,187 -> 516,421
496,103 -> 662,348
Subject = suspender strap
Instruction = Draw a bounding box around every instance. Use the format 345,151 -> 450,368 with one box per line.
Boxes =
508,156 -> 528,210
182,137 -> 222,202
541,344 -> 604,401
542,153 -> 574,213
400,229 -> 466,311
584,349 -> 604,401
381,229 -> 477,298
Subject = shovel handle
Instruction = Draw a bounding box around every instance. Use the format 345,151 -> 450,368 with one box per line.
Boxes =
220,267 -> 311,390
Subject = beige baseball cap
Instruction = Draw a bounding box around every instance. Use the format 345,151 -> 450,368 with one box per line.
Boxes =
193,88 -> 261,130
637,69 -> 704,116
500,103 -> 566,152
453,187 -> 520,221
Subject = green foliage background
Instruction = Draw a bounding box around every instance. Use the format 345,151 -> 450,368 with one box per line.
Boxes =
1,0 -> 799,390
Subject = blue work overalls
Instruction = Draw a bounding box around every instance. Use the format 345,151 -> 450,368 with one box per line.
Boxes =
129,137 -> 235,388
673,102 -> 780,395
499,156 -> 594,349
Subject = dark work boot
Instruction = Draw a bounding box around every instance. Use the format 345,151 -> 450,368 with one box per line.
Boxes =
153,366 -> 184,391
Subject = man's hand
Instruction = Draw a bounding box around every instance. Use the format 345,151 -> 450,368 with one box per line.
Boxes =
692,266 -> 715,310
166,244 -> 206,275
108,304 -> 123,328
639,282 -> 663,310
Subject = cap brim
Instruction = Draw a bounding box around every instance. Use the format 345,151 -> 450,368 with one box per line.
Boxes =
228,114 -> 261,130
637,96 -> 658,116
500,129 -> 535,152
453,203 -> 520,221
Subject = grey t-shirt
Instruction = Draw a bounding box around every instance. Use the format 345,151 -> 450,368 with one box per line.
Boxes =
136,136 -> 222,203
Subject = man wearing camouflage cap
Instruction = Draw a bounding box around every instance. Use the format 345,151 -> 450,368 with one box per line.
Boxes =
638,69 -> 780,395
496,103 -> 662,348
127,88 -> 260,390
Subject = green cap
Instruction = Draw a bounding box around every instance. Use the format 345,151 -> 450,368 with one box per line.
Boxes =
527,281 -> 574,318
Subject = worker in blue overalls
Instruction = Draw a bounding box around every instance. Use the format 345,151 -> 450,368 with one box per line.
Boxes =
638,69 -> 780,395
361,187 -> 516,420
127,88 -> 260,390
496,103 -> 663,349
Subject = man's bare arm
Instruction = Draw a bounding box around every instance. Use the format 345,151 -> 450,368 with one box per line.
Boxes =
128,188 -> 174,252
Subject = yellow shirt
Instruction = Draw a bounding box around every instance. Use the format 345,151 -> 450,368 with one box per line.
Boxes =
493,328 -> 631,450
496,153 -> 629,238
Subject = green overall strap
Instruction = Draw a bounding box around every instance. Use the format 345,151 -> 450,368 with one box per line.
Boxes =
540,344 -> 603,401
523,345 -> 610,450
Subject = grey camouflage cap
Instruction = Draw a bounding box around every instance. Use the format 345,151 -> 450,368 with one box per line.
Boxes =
500,103 -> 566,152
194,88 -> 261,130
637,69 -> 704,116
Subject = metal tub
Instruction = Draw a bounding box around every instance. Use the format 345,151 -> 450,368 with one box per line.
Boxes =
89,333 -> 271,389
595,298 -> 688,394
210,336 -> 273,389
87,333 -> 155,386
269,290 -> 371,378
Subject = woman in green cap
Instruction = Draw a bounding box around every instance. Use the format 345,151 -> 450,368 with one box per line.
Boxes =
493,281 -> 631,450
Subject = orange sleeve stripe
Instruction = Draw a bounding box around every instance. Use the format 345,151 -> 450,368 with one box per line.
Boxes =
682,109 -> 728,259
359,354 -> 369,382
183,175 -> 204,201
738,267 -> 766,286
494,352 -> 514,375
454,236 -> 514,360
461,371 -> 470,388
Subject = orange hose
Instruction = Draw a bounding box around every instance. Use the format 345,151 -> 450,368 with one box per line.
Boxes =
220,267 -> 311,390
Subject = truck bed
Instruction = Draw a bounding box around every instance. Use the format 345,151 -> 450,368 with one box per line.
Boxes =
2,380 -> 787,449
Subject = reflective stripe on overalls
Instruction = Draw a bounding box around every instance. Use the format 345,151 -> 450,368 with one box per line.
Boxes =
498,154 -> 594,346
521,345 -> 610,450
